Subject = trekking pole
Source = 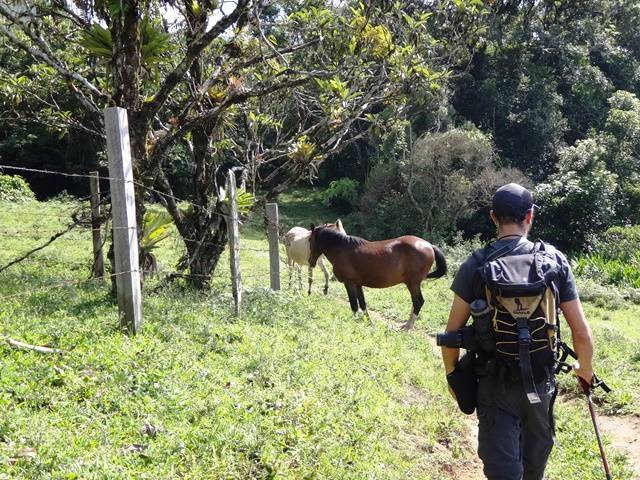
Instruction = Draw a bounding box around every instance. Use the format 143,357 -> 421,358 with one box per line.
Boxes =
578,377 -> 612,480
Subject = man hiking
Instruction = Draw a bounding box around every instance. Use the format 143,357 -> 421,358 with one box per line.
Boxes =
441,183 -> 595,480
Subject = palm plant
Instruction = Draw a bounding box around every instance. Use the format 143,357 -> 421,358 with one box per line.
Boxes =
140,209 -> 173,277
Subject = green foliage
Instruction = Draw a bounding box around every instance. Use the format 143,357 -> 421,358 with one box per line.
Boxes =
321,177 -> 359,212
597,91 -> 640,223
140,208 -> 174,252
81,18 -> 171,69
0,174 -> 35,202
350,14 -> 394,59
573,254 -> 640,289
573,278 -> 628,309
441,232 -> 484,276
81,24 -> 112,58
221,188 -> 255,217
573,225 -> 640,293
535,138 -> 618,252
397,124 -> 526,240
350,163 -> 420,240
288,135 -> 322,167
597,225 -> 640,263
352,125 -> 530,242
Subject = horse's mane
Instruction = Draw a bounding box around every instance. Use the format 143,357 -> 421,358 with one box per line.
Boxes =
315,226 -> 366,250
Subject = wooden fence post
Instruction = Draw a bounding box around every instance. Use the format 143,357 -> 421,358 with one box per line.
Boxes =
227,170 -> 242,315
104,107 -> 143,334
266,203 -> 280,291
89,171 -> 104,278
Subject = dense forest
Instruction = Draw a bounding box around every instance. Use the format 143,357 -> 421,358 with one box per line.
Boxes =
1,0 -> 639,266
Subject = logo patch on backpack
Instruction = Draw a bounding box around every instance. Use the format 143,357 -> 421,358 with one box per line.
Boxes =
505,296 -> 535,317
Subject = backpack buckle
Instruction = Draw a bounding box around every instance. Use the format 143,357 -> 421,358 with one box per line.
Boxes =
517,318 -> 531,345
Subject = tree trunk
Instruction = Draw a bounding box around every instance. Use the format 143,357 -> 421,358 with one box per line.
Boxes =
181,210 -> 228,287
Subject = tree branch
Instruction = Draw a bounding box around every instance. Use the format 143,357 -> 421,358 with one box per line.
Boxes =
4,337 -> 65,354
0,5 -> 105,103
139,0 -> 251,126
172,37 -> 322,132
147,71 -> 331,175
0,20 -> 105,116
51,0 -> 91,28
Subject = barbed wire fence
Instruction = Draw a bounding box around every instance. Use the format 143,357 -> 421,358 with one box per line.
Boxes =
0,107 -> 291,341
0,171 -> 287,281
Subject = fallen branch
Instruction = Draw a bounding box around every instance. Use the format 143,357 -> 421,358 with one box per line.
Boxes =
0,222 -> 78,274
4,336 -> 65,354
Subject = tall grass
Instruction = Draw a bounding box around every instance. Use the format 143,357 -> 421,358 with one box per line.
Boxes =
573,254 -> 640,289
573,225 -> 640,306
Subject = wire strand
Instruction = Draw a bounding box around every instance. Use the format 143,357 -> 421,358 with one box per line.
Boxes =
0,164 -> 231,221
0,269 -> 139,300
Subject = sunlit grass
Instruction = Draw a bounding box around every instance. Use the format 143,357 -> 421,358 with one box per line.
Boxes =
0,197 -> 636,479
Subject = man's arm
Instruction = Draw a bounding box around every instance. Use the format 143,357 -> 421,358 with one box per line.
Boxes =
560,298 -> 594,383
441,294 -> 471,375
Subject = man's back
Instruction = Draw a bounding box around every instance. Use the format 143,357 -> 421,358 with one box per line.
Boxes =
452,236 -> 578,307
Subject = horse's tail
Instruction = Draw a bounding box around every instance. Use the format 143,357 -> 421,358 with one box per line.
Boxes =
426,245 -> 447,279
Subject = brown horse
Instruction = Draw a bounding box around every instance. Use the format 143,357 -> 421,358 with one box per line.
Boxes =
308,225 -> 447,330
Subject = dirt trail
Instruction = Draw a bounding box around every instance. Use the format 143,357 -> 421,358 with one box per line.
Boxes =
597,414 -> 640,478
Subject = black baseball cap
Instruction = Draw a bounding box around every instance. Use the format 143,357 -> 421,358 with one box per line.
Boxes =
492,183 -> 537,220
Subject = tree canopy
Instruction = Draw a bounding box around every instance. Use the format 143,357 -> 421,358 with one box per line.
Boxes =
2,0 -> 640,264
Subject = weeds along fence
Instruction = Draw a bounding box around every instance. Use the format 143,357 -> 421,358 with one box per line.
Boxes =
0,107 -> 285,339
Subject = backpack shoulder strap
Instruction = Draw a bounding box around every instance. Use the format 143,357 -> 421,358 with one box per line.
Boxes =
471,246 -> 491,300
535,240 -> 565,370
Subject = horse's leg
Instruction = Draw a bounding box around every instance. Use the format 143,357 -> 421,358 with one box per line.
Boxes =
307,265 -> 313,296
345,283 -> 359,315
318,256 -> 330,295
288,257 -> 293,290
401,281 -> 425,331
297,264 -> 303,292
356,285 -> 371,321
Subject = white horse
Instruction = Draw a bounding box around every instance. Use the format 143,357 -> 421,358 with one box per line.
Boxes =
283,219 -> 345,295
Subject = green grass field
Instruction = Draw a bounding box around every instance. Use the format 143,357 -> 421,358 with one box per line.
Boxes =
0,196 -> 637,479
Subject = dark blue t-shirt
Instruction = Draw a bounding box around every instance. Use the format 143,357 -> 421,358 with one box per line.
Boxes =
450,237 -> 578,304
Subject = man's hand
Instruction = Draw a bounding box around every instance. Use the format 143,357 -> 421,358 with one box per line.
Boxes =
573,361 -> 594,386
444,363 -> 457,400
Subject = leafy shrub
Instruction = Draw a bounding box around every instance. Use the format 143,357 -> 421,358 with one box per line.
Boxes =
0,174 -> 35,202
573,254 -> 640,289
535,138 -> 618,252
354,126 -> 527,242
572,224 -> 640,294
401,124 -> 528,239
321,177 -> 359,212
350,163 -> 425,240
574,278 -> 627,309
441,232 -> 484,276
597,225 -> 640,262
221,188 -> 255,217
140,208 -> 174,276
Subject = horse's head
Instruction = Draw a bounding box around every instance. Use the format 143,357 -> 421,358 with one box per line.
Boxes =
309,219 -> 347,267
308,220 -> 346,267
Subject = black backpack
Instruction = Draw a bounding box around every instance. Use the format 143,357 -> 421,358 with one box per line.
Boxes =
475,240 -> 562,404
